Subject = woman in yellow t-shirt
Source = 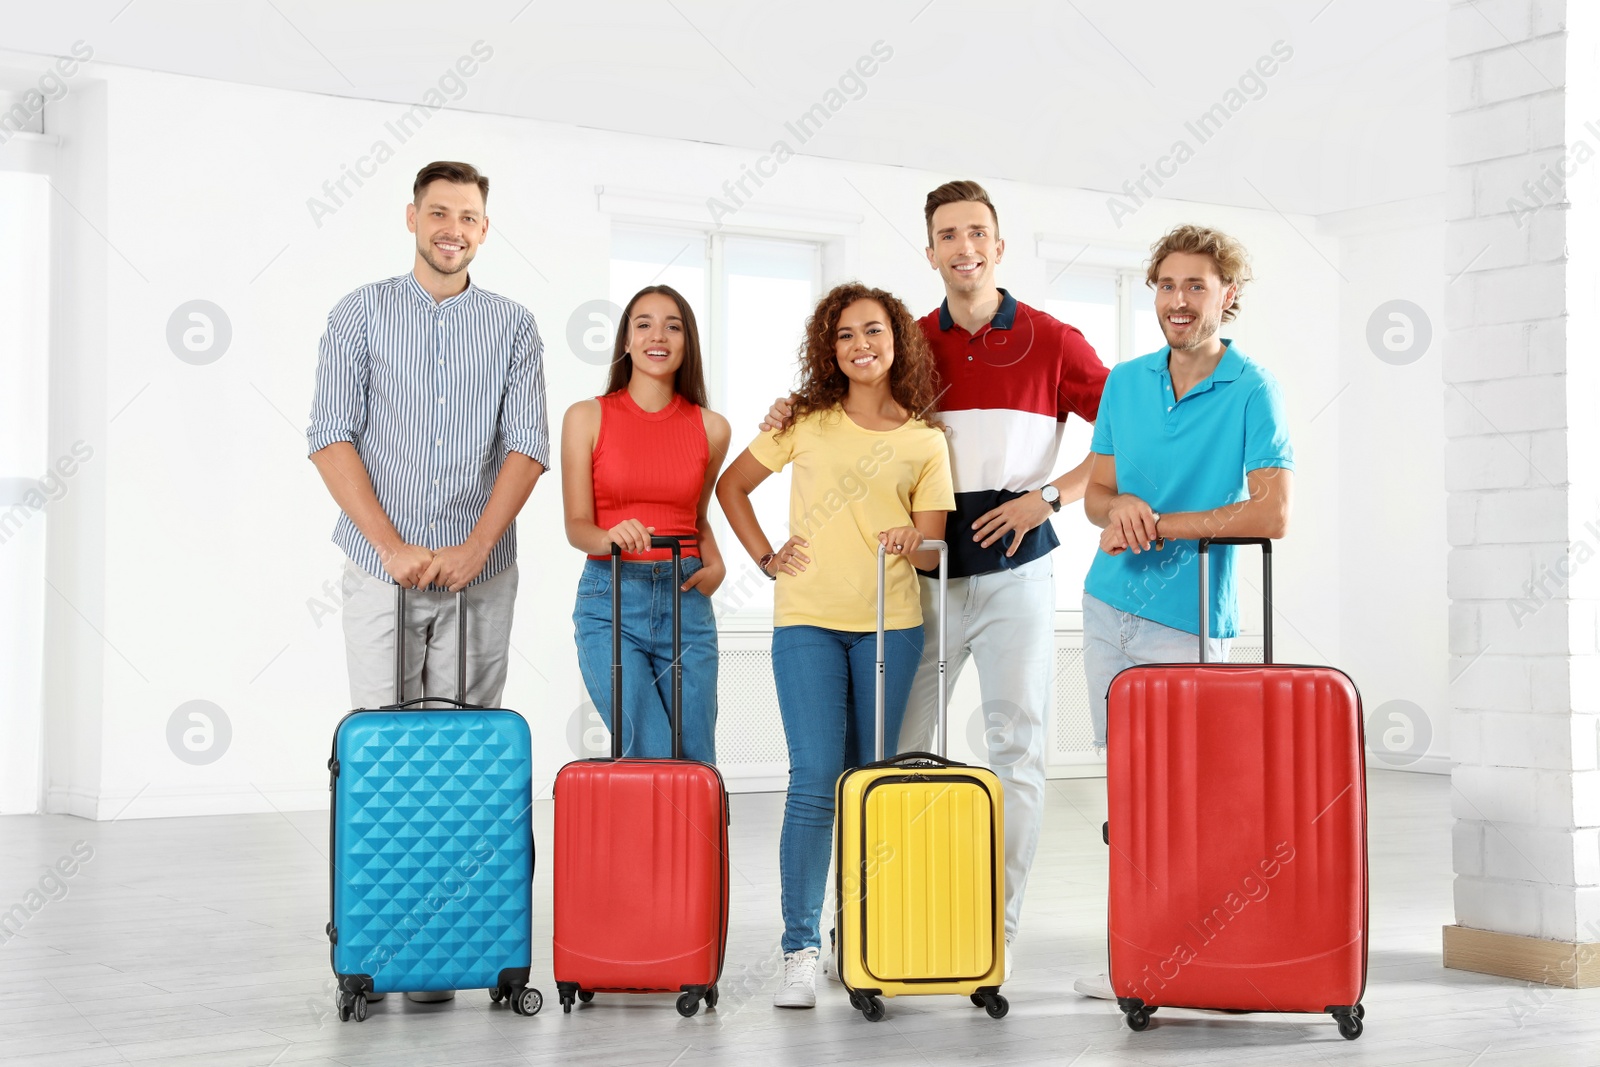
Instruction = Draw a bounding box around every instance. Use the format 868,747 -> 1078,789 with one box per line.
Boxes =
716,282 -> 954,1008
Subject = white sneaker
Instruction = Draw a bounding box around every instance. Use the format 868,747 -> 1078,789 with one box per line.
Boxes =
821,948 -> 843,984
1073,973 -> 1115,1000
1004,937 -> 1014,983
774,948 -> 820,1008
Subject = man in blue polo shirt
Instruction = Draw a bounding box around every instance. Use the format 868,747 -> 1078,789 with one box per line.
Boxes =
1073,224 -> 1293,999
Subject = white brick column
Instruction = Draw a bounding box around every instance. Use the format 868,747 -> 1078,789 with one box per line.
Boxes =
1444,0 -> 1600,985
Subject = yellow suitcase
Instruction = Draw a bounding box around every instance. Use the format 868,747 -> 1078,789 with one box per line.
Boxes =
832,541 -> 1008,1022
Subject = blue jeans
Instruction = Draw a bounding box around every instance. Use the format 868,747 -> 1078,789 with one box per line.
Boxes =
772,623 -> 924,953
573,557 -> 718,763
1083,592 -> 1230,748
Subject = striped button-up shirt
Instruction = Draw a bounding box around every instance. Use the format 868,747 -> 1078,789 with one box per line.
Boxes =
306,272 -> 550,585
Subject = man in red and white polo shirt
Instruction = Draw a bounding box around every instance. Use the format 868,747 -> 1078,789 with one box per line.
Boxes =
906,181 -> 1107,976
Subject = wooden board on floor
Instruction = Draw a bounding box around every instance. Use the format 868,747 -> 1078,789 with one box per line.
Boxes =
1443,924 -> 1600,988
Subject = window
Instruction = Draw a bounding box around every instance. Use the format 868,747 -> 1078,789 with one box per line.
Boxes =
609,228 -> 707,320
1043,266 -> 1161,366
608,227 -> 822,623
0,170 -> 51,814
1041,266 -> 1162,624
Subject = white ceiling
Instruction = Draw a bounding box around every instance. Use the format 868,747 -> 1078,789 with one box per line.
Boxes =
3,0 -> 1446,217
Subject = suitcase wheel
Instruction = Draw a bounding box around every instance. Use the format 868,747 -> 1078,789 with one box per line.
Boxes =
489,987 -> 503,1004
849,991 -> 886,1022
336,990 -> 368,1023
704,985 -> 718,1009
511,987 -> 542,1016
1125,1007 -> 1151,1032
578,990 -> 595,1004
980,992 -> 1008,1019
1336,1011 -> 1363,1040
338,991 -> 369,1023
675,992 -> 700,1018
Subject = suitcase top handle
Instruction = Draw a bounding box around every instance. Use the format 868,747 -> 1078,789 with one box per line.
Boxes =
609,536 -> 695,760
1197,537 -> 1273,664
391,585 -> 476,708
876,540 -> 948,761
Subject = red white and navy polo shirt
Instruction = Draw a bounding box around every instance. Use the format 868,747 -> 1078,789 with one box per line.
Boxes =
919,288 -> 1109,579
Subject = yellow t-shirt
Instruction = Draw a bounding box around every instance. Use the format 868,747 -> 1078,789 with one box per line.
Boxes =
747,406 -> 955,631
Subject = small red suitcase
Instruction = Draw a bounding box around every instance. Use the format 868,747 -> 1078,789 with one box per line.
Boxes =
1106,538 -> 1367,1040
552,537 -> 729,1017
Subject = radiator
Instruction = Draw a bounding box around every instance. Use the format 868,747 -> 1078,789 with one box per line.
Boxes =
713,630 -> 1264,790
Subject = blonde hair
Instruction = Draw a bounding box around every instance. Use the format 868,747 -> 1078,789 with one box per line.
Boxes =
1145,225 -> 1252,322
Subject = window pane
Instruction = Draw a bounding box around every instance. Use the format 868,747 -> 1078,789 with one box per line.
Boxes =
1130,274 -> 1164,358
1043,270 -> 1116,367
714,236 -> 819,621
0,171 -> 48,813
1042,270 -> 1117,616
0,172 -> 50,473
608,229 -> 708,378
720,236 -> 816,432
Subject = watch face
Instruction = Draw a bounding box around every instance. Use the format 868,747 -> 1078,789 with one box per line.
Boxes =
1041,485 -> 1059,502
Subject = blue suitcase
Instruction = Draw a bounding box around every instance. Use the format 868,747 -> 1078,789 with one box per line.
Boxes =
326,584 -> 542,1021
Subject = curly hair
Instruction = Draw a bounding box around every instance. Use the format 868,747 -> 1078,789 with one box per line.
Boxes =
1145,224 -> 1253,322
783,283 -> 944,435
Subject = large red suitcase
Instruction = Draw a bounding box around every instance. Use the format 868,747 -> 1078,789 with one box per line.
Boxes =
1106,538 -> 1368,1040
552,537 -> 729,1017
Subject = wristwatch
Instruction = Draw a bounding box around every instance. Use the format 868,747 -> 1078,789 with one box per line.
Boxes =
757,552 -> 778,580
1040,484 -> 1062,513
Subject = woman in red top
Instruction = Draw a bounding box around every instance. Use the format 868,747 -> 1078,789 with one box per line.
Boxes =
560,285 -> 731,761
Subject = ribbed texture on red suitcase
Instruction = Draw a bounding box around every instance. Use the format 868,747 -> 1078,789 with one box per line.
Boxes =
552,759 -> 728,991
1107,665 -> 1367,1013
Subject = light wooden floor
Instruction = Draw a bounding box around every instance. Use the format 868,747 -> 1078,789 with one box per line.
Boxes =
2,771 -> 1597,1067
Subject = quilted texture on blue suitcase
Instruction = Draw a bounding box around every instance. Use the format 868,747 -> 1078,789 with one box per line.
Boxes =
331,709 -> 533,994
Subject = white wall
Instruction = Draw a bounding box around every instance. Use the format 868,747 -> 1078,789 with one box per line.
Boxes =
25,56 -> 1363,818
1325,200 -> 1452,772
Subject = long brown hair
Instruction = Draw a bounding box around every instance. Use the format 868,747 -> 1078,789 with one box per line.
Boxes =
604,285 -> 709,407
784,283 -> 943,434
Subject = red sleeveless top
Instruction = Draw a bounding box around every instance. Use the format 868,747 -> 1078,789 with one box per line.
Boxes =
588,389 -> 708,561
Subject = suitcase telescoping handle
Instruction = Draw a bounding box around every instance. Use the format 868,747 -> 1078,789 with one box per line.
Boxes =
609,536 -> 689,760
390,584 -> 477,708
875,539 -> 948,761
1196,537 -> 1274,664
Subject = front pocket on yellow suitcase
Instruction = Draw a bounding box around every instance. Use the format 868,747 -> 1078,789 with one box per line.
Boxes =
859,774 -> 998,983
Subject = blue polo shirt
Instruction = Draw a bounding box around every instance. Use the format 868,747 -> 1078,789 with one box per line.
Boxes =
1083,341 -> 1293,638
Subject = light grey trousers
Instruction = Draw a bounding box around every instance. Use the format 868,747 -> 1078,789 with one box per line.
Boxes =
340,559 -> 520,709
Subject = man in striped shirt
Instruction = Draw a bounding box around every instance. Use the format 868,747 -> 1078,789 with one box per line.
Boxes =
307,159 -> 549,786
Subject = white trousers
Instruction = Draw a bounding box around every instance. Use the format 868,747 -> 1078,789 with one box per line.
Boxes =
897,552 -> 1055,940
